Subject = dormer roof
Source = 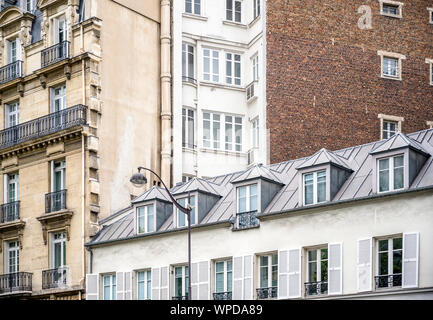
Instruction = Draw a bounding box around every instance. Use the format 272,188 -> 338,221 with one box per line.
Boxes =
131,186 -> 171,204
171,177 -> 221,197
230,164 -> 283,185
370,133 -> 430,157
296,148 -> 352,172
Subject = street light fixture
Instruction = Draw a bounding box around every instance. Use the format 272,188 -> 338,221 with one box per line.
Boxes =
130,166 -> 192,300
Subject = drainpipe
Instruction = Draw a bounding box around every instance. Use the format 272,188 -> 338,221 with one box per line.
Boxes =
86,246 -> 93,274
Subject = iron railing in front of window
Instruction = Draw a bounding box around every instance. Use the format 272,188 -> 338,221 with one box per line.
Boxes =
375,274 -> 402,289
182,76 -> 197,84
0,60 -> 23,85
0,272 -> 32,295
246,80 -> 257,101
213,291 -> 232,300
235,210 -> 259,230
256,287 -> 277,299
41,41 -> 70,68
45,190 -> 67,213
0,201 -> 20,224
305,281 -> 328,296
172,294 -> 189,300
42,266 -> 69,290
0,104 -> 87,150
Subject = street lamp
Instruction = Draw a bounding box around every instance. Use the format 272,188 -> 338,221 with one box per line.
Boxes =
130,167 -> 192,300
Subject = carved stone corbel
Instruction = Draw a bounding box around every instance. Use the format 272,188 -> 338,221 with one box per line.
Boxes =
0,235 -> 2,253
17,83 -> 24,97
65,216 -> 71,241
64,65 -> 72,80
41,223 -> 48,245
40,74 -> 47,89
18,228 -> 24,249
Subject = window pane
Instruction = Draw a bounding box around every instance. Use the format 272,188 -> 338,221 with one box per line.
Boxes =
379,239 -> 388,252
393,238 -> 402,250
238,186 -> 247,213
394,167 -> 404,190
393,250 -> 402,274
308,262 -> 317,282
379,252 -> 388,275
227,270 -> 232,292
379,169 -> 389,192
147,205 -> 154,232
304,182 -> 313,205
216,273 -> 224,292
185,0 -> 192,13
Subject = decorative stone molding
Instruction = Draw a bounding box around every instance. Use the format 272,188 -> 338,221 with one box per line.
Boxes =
17,82 -> 24,97
0,221 -> 26,252
64,64 -> 72,80
40,74 -> 47,89
37,210 -> 73,245
46,141 -> 65,156
1,154 -> 18,168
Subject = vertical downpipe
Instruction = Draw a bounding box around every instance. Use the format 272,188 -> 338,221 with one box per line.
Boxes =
81,23 -> 86,296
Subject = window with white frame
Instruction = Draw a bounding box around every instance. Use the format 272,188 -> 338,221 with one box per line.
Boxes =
174,266 -> 189,299
253,0 -> 260,19
237,184 -> 258,213
306,248 -> 328,295
6,38 -> 21,64
137,204 -> 155,234
215,260 -> 232,295
5,240 -> 19,274
380,1 -> 403,18
137,270 -> 152,300
203,49 -> 219,82
53,16 -> 67,44
182,175 -> 194,183
182,108 -> 195,149
382,120 -> 397,140
50,84 -> 66,113
176,196 -> 196,227
427,59 -> 433,85
252,54 -> 259,81
226,0 -> 242,23
382,56 -> 399,78
5,101 -> 19,129
377,155 -> 404,193
51,160 -> 66,192
185,0 -> 201,15
182,44 -> 195,83
429,8 -> 433,24
259,254 -> 278,289
203,112 -> 242,152
303,170 -> 326,206
103,274 -> 117,300
378,51 -> 405,80
251,118 -> 259,148
5,173 -> 19,204
50,232 -> 66,269
23,0 -> 35,12
376,237 -> 402,289
225,53 -> 241,86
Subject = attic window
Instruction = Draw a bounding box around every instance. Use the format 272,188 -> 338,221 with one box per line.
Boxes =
379,1 -> 403,18
237,184 -> 258,213
176,196 -> 196,227
378,155 -> 404,193
137,204 -> 155,234
303,170 -> 326,205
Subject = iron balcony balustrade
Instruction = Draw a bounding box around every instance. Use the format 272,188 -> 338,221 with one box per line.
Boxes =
172,294 -> 189,300
45,189 -> 67,214
41,41 -> 70,68
256,287 -> 278,299
42,266 -> 70,290
0,201 -> 20,224
0,60 -> 23,85
375,274 -> 402,289
0,272 -> 32,295
305,281 -> 328,296
213,291 -> 232,300
0,104 -> 87,150
234,210 -> 259,230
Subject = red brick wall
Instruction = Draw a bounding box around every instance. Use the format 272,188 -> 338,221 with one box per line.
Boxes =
266,0 -> 433,163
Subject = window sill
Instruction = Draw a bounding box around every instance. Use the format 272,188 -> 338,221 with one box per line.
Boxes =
200,81 -> 245,92
380,13 -> 402,19
380,74 -> 402,81
222,20 -> 247,29
182,80 -> 197,88
248,15 -> 261,28
182,13 -> 208,21
199,147 -> 247,157
182,147 -> 197,154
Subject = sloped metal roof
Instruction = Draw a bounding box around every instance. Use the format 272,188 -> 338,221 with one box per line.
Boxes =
370,132 -> 429,156
230,164 -> 283,184
131,186 -> 171,204
88,129 -> 433,246
170,177 -> 222,197
296,148 -> 352,171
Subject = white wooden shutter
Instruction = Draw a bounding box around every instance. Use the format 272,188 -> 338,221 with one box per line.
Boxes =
53,18 -> 59,44
198,261 -> 210,300
243,255 -> 253,300
160,266 -> 169,300
116,271 -> 125,300
191,262 -> 199,300
6,40 -> 11,64
328,243 -> 342,295
232,256 -> 243,299
288,249 -> 301,298
357,238 -> 372,292
124,271 -> 132,300
151,267 -> 160,300
50,161 -> 54,192
3,174 -> 8,203
278,250 -> 289,299
15,39 -> 22,61
86,274 -> 99,300
403,232 -> 419,288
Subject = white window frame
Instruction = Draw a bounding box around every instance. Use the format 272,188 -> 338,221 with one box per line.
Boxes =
5,101 -> 19,129
173,265 -> 189,298
382,120 -> 397,140
378,114 -> 403,140
225,52 -> 241,86
182,107 -> 195,149
5,38 -> 21,65
427,121 -> 433,129
5,240 -> 19,274
377,154 -> 405,193
50,84 -> 66,113
5,173 -> 19,203
253,0 -> 260,19
203,111 -> 243,152
426,58 -> 433,86
203,49 -> 220,83
184,0 -> 201,15
376,236 -> 403,289
377,50 -> 406,81
137,270 -> 152,300
303,170 -> 327,206
306,247 -> 328,284
251,118 -> 259,149
52,15 -> 68,44
50,231 -> 66,269
236,183 -> 258,213
103,274 -> 117,300
182,43 -> 195,82
258,254 -> 278,289
182,175 -> 194,183
252,54 -> 259,81
176,196 -> 196,228
24,0 -> 35,12
215,260 -> 233,294
226,0 -> 242,23
137,204 -> 155,234
428,8 -> 433,24
51,160 -> 66,192
379,0 -> 403,18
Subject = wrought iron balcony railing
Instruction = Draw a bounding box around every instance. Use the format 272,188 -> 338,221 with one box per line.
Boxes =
0,201 -> 20,224
0,60 -> 23,85
41,41 -> 70,68
256,287 -> 277,299
0,104 -> 87,150
375,274 -> 402,289
246,80 -> 258,101
182,76 -> 197,85
234,210 -> 259,230
0,272 -> 32,295
42,266 -> 70,290
172,294 -> 189,300
45,189 -> 67,214
305,281 -> 328,296
213,291 -> 232,300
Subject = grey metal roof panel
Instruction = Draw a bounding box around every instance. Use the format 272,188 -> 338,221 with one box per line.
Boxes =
370,133 -> 430,156
296,148 -> 352,171
230,164 -> 283,184
171,177 -> 222,196
131,186 -> 171,204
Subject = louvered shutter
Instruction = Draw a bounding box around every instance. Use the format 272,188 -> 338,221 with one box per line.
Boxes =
198,261 -> 210,300
15,39 -> 22,61
191,262 -> 199,300
53,18 -> 59,44
116,272 -> 125,300
403,232 -> 419,288
86,274 -> 99,300
232,256 -> 243,299
288,249 -> 301,298
243,255 -> 253,300
160,266 -> 169,300
6,40 -> 11,64
151,267 -> 160,300
124,272 -> 132,300
357,238 -> 372,292
278,250 -> 289,299
328,243 -> 342,295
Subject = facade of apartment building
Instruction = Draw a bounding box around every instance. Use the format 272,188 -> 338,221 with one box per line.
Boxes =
172,0 -> 267,184
267,0 -> 433,163
85,128 -> 433,300
0,0 -> 165,299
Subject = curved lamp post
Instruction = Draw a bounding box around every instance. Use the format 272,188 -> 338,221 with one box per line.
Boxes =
130,167 -> 192,300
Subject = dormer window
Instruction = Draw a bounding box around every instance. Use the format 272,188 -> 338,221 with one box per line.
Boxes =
303,170 -> 326,205
378,155 -> 404,193
177,196 -> 196,227
237,184 -> 257,213
137,204 -> 155,234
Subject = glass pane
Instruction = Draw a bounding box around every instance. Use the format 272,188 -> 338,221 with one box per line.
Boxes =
321,260 -> 328,281
216,273 -> 224,293
308,250 -> 317,262
272,265 -> 278,287
260,265 -> 268,288
227,270 -> 232,292
104,285 -> 110,300
394,167 -> 404,190
54,242 -> 61,268
379,252 -> 388,275
321,249 -> 328,260
379,170 -> 389,192
227,260 -> 232,271
317,181 -> 326,203
393,238 -> 402,250
393,250 -> 402,274
138,279 -> 144,300
147,205 -> 154,232
379,239 -> 388,252
216,262 -> 224,273
394,155 -> 403,167
379,158 -> 389,170
308,262 -> 317,282
304,184 -> 313,205
185,0 -> 192,13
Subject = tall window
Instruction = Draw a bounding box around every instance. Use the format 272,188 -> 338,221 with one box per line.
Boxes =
137,204 -> 155,234
6,38 -> 21,64
259,254 -> 278,289
376,237 -> 402,288
253,0 -> 260,19
252,55 -> 259,81
225,53 -> 241,85
103,274 -> 117,300
137,270 -> 152,300
53,16 -> 67,44
5,102 -> 19,128
382,120 -> 397,139
174,266 -> 189,299
5,173 -> 19,204
303,170 -> 326,205
203,49 -> 219,82
182,108 -> 195,149
185,0 -> 201,15
237,184 -> 257,213
226,0 -> 241,22
182,44 -> 195,83
306,248 -> 328,295
51,232 -> 66,269
24,0 -> 34,12
203,112 -> 242,152
378,155 -> 404,193
215,260 -> 232,296
252,118 -> 259,148
5,240 -> 19,274
51,84 -> 66,113
51,160 -> 66,192
382,56 -> 399,78
177,196 -> 196,227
